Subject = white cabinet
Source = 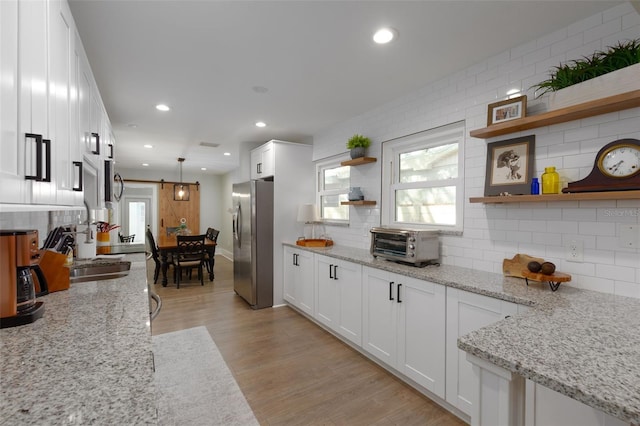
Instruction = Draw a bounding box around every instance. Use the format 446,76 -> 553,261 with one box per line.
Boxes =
49,0 -> 82,206
1,0 -> 87,208
525,380 -> 626,426
283,246 -> 314,316
0,0 -> 27,204
18,0 -> 55,204
250,141 -> 274,179
362,266 -> 446,398
315,254 -> 362,346
445,287 -> 523,416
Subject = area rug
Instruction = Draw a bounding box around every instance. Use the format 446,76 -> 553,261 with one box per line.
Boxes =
153,326 -> 259,426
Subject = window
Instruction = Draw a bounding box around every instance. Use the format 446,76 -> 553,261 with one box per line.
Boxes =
316,156 -> 350,222
381,122 -> 464,231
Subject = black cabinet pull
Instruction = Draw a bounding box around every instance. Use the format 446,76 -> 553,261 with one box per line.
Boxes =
104,160 -> 112,202
333,265 -> 338,280
91,132 -> 100,155
73,161 -> 83,191
108,143 -> 113,159
329,264 -> 333,279
389,281 -> 394,301
25,133 -> 43,181
397,283 -> 402,303
42,139 -> 51,182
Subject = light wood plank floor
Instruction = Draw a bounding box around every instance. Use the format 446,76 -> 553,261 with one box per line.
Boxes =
150,256 -> 467,426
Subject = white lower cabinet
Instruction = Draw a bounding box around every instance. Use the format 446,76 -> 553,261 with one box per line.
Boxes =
283,246 -> 314,316
315,254 -> 362,346
445,287 -> 524,416
362,266 -> 446,398
525,380 -> 626,426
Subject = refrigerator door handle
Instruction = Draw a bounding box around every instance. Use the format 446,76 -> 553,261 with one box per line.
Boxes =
235,203 -> 242,248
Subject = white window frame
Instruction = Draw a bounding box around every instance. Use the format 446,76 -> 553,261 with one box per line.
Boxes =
316,154 -> 350,224
381,121 -> 465,232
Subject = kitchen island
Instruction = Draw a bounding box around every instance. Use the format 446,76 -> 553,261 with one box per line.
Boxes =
0,253 -> 156,425
284,243 -> 640,425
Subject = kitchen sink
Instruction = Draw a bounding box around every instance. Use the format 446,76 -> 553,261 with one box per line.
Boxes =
70,260 -> 132,283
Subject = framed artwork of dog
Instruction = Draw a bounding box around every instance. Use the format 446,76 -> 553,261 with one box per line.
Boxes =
484,135 -> 535,196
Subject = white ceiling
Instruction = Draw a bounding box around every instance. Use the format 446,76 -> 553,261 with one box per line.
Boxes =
68,0 -> 624,176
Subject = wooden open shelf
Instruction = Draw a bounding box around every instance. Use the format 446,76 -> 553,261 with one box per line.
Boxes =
470,90 -> 640,139
469,190 -> 640,204
341,200 -> 377,206
341,157 -> 377,166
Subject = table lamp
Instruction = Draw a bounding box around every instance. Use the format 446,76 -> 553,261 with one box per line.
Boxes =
297,204 -> 318,240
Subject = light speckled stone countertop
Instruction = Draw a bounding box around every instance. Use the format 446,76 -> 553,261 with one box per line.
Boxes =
0,253 -> 156,425
284,243 -> 640,425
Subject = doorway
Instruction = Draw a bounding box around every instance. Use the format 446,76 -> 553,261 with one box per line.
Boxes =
114,182 -> 158,243
123,198 -> 150,243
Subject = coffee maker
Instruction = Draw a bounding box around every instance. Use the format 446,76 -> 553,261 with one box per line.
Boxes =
0,230 -> 48,328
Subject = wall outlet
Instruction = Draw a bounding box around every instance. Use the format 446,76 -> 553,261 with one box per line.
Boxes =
618,224 -> 639,249
565,240 -> 584,262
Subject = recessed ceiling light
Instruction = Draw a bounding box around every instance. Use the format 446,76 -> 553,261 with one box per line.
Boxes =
201,167 -> 207,171
223,152 -> 231,156
142,163 -> 149,167
252,86 -> 269,94
144,144 -> 153,148
373,27 -> 397,44
127,123 -> 138,128
155,104 -> 170,111
255,121 -> 266,128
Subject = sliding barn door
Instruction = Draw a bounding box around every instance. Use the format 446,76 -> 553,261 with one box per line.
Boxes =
158,183 -> 200,236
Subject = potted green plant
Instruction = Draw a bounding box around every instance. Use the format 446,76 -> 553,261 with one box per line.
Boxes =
347,134 -> 371,159
532,38 -> 640,109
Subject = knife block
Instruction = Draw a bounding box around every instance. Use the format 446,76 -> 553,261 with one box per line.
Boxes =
39,250 -> 70,292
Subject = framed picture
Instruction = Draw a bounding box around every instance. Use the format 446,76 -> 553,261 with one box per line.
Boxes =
484,135 -> 535,196
487,95 -> 527,126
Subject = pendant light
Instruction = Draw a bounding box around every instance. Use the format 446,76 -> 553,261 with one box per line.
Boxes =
174,157 -> 190,201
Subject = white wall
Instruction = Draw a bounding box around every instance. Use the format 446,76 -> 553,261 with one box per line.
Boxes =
312,2 -> 640,298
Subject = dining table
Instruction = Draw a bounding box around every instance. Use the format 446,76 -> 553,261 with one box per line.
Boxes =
157,234 -> 217,286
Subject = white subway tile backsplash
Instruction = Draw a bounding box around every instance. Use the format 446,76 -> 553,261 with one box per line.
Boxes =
312,4 -> 640,297
613,281 -> 640,298
596,263 -> 636,282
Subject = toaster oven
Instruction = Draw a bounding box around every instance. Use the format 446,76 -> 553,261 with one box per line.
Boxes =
370,227 -> 439,266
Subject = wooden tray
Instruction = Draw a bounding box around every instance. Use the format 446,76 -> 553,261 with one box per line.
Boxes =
296,239 -> 334,247
521,270 -> 572,283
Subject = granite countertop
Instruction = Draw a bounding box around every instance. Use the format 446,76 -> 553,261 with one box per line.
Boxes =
0,253 -> 156,425
284,242 -> 640,424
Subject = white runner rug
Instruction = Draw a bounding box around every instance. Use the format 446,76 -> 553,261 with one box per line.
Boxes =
153,326 -> 259,426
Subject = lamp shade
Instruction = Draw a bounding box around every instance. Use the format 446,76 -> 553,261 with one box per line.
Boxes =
297,204 -> 318,223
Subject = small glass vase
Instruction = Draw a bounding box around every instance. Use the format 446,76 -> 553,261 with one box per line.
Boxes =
348,187 -> 364,201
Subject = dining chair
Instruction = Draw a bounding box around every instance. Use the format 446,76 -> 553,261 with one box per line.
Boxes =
205,228 -> 220,279
146,228 -> 161,284
175,234 -> 206,288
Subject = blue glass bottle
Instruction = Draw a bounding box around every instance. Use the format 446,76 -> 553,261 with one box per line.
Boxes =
530,177 -> 540,195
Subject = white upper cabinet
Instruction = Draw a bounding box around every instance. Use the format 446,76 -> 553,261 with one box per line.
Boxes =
49,0 -> 82,206
0,0 -> 110,209
18,0 -> 56,204
250,141 -> 274,180
0,0 -> 28,204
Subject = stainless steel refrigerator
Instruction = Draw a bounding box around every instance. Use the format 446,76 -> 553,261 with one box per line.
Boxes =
232,180 -> 274,309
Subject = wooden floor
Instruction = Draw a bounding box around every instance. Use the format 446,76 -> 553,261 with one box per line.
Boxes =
150,256 -> 467,426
